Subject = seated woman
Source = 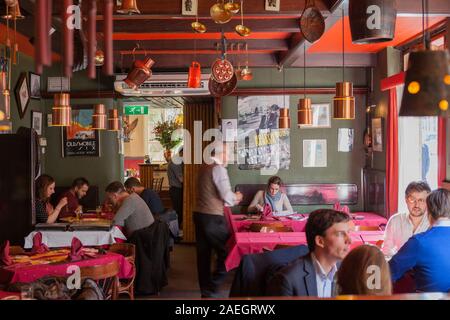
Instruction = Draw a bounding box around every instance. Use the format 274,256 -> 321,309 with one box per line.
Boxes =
336,244 -> 392,296
248,176 -> 293,216
35,174 -> 68,224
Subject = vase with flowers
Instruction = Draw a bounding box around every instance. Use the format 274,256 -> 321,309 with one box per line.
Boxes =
152,119 -> 183,162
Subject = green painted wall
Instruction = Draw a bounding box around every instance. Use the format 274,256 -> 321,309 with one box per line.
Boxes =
41,68 -> 123,202
222,67 -> 369,213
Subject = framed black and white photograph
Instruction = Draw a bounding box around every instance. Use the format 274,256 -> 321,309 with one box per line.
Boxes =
265,0 -> 280,11
222,118 -> 237,142
29,72 -> 41,99
338,128 -> 354,152
31,111 -> 43,136
182,0 -> 197,16
299,103 -> 331,128
14,72 -> 30,119
303,139 -> 327,167
372,118 -> 383,152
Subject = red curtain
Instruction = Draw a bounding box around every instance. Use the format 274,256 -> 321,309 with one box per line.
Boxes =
438,118 -> 447,187
386,88 -> 399,217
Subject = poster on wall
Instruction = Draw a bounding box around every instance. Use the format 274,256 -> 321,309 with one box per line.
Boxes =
237,96 -> 290,170
303,139 -> 327,167
338,128 -> 354,152
62,106 -> 100,157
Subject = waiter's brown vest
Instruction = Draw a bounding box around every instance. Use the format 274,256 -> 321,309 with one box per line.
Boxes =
194,163 -> 224,216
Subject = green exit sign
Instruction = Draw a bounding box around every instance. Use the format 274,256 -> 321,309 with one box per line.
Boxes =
124,105 -> 149,115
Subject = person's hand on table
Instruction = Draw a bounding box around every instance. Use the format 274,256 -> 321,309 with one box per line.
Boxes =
75,205 -> 83,214
255,204 -> 264,212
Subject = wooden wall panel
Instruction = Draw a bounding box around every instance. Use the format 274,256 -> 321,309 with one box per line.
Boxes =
182,102 -> 217,243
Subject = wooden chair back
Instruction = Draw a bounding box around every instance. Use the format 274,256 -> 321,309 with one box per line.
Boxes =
80,261 -> 120,300
152,177 -> 164,192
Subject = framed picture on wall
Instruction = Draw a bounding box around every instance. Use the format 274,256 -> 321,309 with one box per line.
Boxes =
299,104 -> 331,128
372,118 -> 383,152
31,111 -> 43,136
303,139 -> 327,167
181,0 -> 197,15
62,106 -> 100,157
29,72 -> 41,99
338,128 -> 354,152
14,72 -> 30,119
265,0 -> 280,11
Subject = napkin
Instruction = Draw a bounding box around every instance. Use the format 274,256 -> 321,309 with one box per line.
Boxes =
260,203 -> 273,221
333,202 -> 350,214
31,232 -> 49,255
70,237 -> 84,261
0,240 -> 12,266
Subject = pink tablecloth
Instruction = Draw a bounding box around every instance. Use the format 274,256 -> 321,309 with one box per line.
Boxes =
230,212 -> 387,234
0,290 -> 20,299
0,252 -> 133,285
225,230 -> 384,271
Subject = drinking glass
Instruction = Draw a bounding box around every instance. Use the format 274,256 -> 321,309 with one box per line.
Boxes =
96,205 -> 102,218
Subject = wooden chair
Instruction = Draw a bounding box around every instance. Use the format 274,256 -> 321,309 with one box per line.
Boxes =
152,177 -> 164,193
108,243 -> 136,300
353,225 -> 381,232
80,261 -> 120,300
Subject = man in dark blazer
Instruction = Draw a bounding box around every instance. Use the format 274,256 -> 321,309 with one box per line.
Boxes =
266,209 -> 352,297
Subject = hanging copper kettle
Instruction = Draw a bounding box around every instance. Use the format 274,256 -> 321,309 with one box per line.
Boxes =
188,61 -> 202,88
124,57 -> 155,90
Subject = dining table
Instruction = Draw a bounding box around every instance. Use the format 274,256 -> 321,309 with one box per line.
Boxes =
224,209 -> 387,271
0,249 -> 133,285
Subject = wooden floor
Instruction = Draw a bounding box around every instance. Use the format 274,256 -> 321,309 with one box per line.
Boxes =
134,244 -> 235,299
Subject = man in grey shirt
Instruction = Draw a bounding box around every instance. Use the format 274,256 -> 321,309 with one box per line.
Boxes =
105,181 -> 154,237
168,148 -> 184,232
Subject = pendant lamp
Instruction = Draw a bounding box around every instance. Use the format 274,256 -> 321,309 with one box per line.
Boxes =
298,44 -> 312,126
52,93 -> 72,126
92,103 -> 107,130
279,67 -> 291,129
108,108 -> 120,131
333,8 -> 355,120
399,0 -> 450,117
116,0 -> 140,15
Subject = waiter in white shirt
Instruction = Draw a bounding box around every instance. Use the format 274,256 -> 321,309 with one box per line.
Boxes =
382,181 -> 431,257
193,141 -> 243,298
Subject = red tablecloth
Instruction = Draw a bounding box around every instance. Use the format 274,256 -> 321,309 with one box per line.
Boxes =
0,290 -> 20,299
0,252 -> 133,285
224,230 -> 384,271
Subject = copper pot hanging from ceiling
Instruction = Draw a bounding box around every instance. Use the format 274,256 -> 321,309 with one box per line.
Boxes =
52,93 -> 72,126
278,108 -> 290,129
108,109 -> 120,131
117,0 -> 141,14
124,56 -> 155,90
92,103 -> 107,130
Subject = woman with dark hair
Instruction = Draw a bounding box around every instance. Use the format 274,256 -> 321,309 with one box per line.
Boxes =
35,174 -> 68,224
336,245 -> 392,296
248,176 -> 293,216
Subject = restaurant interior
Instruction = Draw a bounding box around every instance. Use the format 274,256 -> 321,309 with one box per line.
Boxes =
0,0 -> 449,302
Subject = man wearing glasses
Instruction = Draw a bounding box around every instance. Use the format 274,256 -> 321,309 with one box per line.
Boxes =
382,181 -> 431,257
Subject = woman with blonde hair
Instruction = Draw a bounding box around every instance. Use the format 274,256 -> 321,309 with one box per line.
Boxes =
336,244 -> 392,296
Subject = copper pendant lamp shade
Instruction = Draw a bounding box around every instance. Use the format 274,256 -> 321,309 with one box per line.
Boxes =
124,57 -> 154,90
278,108 -> 290,129
2,2 -> 25,20
333,82 -> 355,119
399,50 -> 450,117
92,104 -> 107,130
116,0 -> 141,14
52,93 -> 72,126
108,109 -> 120,131
298,98 -> 312,126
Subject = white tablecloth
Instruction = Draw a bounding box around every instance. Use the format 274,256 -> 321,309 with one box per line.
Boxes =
24,227 -> 127,248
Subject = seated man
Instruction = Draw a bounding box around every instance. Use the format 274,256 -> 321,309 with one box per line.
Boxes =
58,177 -> 89,219
389,188 -> 450,293
382,181 -> 431,257
124,177 -> 165,215
106,181 -> 154,237
266,209 -> 352,297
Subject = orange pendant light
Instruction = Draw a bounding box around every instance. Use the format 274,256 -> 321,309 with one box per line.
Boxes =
298,44 -> 312,126
52,93 -> 72,126
278,67 -> 290,129
92,103 -> 107,130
